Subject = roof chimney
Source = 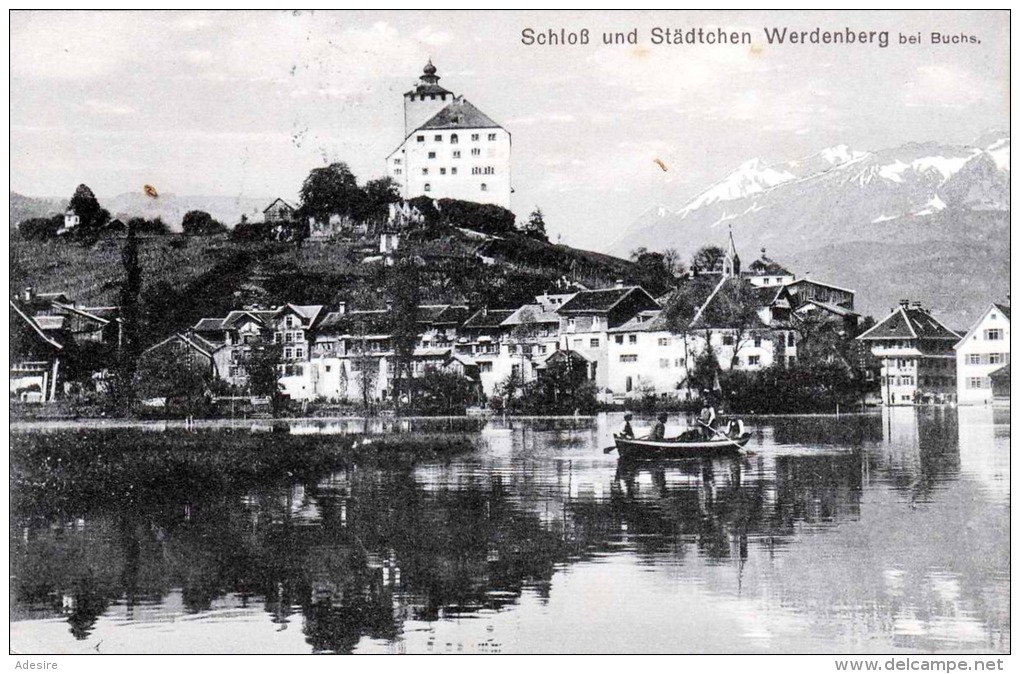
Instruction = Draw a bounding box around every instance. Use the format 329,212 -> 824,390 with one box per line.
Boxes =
337,301 -> 347,315
386,300 -> 393,312
911,301 -> 923,310
23,287 -> 33,302
615,279 -> 625,289
899,299 -> 910,308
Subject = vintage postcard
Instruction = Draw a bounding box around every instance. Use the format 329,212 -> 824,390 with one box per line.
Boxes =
8,9 -> 1010,663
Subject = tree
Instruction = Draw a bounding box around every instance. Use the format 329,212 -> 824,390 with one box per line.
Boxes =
386,260 -> 422,413
127,216 -> 169,236
700,280 -> 764,369
182,210 -> 226,236
68,184 -> 111,239
238,338 -> 283,411
691,245 -> 726,273
520,207 -> 548,241
134,346 -> 211,417
299,162 -> 365,221
18,215 -> 64,240
110,220 -> 142,412
631,250 -> 674,292
359,176 -> 401,223
410,369 -> 476,415
663,248 -> 685,277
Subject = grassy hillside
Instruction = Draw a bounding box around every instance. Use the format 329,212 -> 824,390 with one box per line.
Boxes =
10,227 -> 654,345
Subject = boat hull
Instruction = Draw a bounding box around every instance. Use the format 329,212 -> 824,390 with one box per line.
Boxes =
614,433 -> 751,460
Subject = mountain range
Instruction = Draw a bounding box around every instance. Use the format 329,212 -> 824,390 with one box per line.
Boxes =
614,133 -> 1010,328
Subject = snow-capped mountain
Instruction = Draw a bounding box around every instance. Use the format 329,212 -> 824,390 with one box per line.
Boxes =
616,133 -> 1010,324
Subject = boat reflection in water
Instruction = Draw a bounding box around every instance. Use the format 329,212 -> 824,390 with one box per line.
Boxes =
9,410 -> 1009,653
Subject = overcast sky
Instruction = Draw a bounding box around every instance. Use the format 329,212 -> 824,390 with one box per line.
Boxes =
10,10 -> 1009,250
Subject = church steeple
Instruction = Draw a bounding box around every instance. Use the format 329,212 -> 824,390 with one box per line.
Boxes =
723,226 -> 741,277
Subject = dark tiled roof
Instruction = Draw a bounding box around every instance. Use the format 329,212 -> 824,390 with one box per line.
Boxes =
557,287 -> 644,314
657,276 -> 725,327
462,309 -> 515,329
318,310 -> 390,335
857,306 -> 960,341
744,256 -> 792,277
193,318 -> 226,331
502,304 -> 561,326
418,97 -> 502,131
405,83 -> 452,97
416,304 -> 470,326
994,303 -> 1011,320
263,198 -> 295,213
609,310 -> 665,333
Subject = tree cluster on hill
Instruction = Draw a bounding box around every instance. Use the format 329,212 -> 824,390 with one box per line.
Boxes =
182,210 -> 227,236
300,163 -> 401,225
405,195 -> 517,238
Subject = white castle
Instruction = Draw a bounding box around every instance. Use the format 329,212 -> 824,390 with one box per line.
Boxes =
387,60 -> 512,209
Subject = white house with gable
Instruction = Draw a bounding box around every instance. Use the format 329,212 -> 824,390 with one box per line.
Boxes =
954,302 -> 1010,405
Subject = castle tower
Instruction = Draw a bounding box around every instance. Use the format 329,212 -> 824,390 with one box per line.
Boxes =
403,59 -> 453,137
722,227 -> 741,277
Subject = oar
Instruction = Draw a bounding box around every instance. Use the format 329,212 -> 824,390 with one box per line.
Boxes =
698,420 -> 751,454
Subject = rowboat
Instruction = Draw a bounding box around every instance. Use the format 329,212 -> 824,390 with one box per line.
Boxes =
613,432 -> 752,460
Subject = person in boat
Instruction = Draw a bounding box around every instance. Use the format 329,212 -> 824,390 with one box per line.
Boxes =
647,413 -> 667,441
697,398 -> 717,439
727,417 -> 745,438
620,412 -> 635,439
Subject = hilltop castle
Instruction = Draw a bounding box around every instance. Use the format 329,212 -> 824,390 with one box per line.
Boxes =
386,60 -> 512,209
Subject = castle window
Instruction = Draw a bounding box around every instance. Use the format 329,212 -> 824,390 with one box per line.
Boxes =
472,167 -> 480,175
471,133 -> 479,141
484,167 -> 494,175
471,148 -> 481,156
488,133 -> 497,141
440,168 -> 446,175
451,134 -> 459,144
424,183 -> 431,192
434,134 -> 442,142
393,158 -> 401,165
451,168 -> 457,175
480,183 -> 487,191
430,95 -> 436,101
416,135 -> 424,142
428,151 -> 436,159
422,168 -> 428,175
453,150 -> 461,159
394,169 -> 402,175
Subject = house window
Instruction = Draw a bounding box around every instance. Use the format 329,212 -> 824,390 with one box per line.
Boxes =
722,334 -> 735,346
484,167 -> 494,175
989,353 -> 1005,364
428,152 -> 436,159
424,183 -> 431,192
472,167 -> 481,175
394,169 -> 402,175
416,135 -> 424,142
620,355 -> 638,363
967,354 -> 982,365
787,332 -> 795,347
568,318 -> 576,330
590,338 -> 600,348
625,376 -> 633,392
440,168 -> 446,175
471,133 -> 479,141
453,150 -> 461,159
615,335 -> 624,345
985,329 -> 1003,340
422,168 -> 429,175
451,134 -> 459,144
434,134 -> 442,142
509,345 -> 517,355
753,336 -> 762,348
295,347 -> 304,359
900,376 -> 914,386
274,332 -> 282,343
479,362 -> 493,373
764,278 -> 771,285
749,355 -> 761,366
674,358 -> 685,367
285,333 -> 294,343
450,167 -> 457,175
658,337 -> 670,346
659,358 -> 670,368
967,376 -> 986,389
393,158 -> 402,165
627,335 -> 636,345
471,148 -> 481,156
285,316 -> 295,328
284,348 -> 293,359
325,365 -> 332,373
539,345 -> 547,354
481,183 -> 487,191
488,133 -> 497,141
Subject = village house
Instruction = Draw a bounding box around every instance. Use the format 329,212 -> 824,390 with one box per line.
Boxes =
856,300 -> 960,405
10,300 -> 66,402
139,331 -> 221,380
743,248 -> 796,287
555,284 -> 662,392
387,61 -> 512,209
954,302 -> 1010,405
500,295 -> 568,385
262,198 -> 296,224
456,308 -> 517,396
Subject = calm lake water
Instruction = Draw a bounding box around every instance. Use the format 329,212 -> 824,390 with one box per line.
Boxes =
10,408 -> 1010,654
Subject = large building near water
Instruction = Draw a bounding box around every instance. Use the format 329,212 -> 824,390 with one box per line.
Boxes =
387,61 -> 512,209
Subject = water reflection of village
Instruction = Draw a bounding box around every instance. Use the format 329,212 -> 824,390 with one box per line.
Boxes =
10,409 -> 1009,653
